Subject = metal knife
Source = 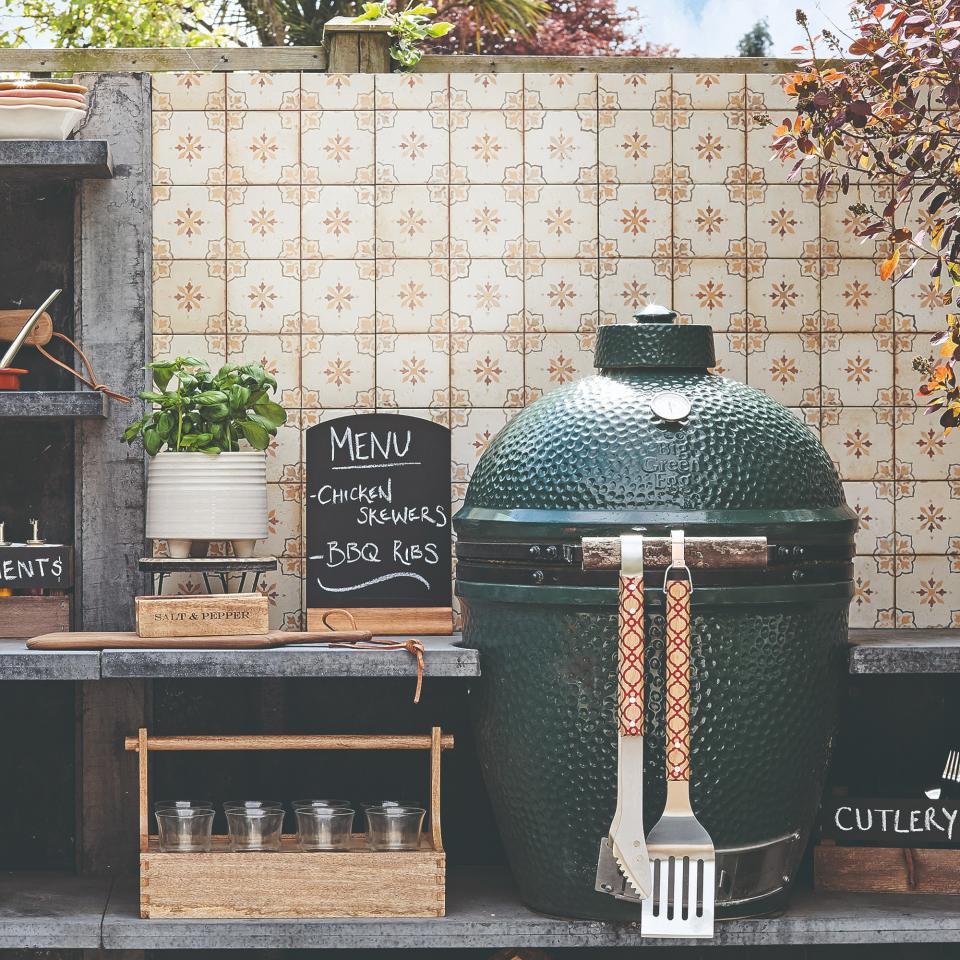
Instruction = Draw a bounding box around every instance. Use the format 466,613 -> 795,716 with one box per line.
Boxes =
595,534 -> 650,899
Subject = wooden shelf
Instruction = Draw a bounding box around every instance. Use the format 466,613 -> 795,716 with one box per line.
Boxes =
0,390 -> 107,419
849,629 -> 960,675
0,140 -> 113,180
100,868 -> 960,949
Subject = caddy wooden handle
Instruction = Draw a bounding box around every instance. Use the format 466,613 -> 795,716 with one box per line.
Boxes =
582,536 -> 767,570
618,535 -> 645,738
664,578 -> 692,782
125,733 -> 454,751
0,310 -> 53,346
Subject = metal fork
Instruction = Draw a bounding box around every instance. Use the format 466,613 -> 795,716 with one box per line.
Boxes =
641,531 -> 714,939
944,750 -> 960,784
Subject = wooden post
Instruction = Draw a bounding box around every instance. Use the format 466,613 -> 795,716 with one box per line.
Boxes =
324,16 -> 393,73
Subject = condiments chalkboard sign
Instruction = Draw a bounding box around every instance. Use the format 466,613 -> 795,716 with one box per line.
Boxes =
823,799 -> 960,847
305,414 -> 453,635
0,545 -> 72,589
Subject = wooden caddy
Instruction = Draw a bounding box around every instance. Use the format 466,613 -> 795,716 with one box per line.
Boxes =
126,727 -> 453,919
816,841 -> 960,894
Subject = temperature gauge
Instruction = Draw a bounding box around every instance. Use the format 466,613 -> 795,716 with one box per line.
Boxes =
649,391 -> 691,423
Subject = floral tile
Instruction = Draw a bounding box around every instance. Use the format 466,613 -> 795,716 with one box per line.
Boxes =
226,185 -> 300,260
451,332 -> 525,407
598,184 -> 670,258
230,332 -> 300,392
153,110 -> 225,186
748,332 -> 819,407
597,74 -> 670,112
153,260 -> 226,335
302,334 -> 376,407
265,420 -> 302,487
598,259 -> 670,317
896,411 -> 956,481
525,259 -> 599,333
375,73 -> 449,110
301,72 -> 374,110
746,259 -> 820,334
524,332 -> 593,397
376,333 -> 451,407
152,72 -> 225,112
745,74 -> 794,113
673,73 -> 745,111
450,408 -> 515,477
524,73 -> 597,110
745,184 -> 818,259
450,259 -> 524,334
598,111 -> 669,183
673,260 -> 746,331
449,184 -> 522,259
259,567 -> 303,631
302,185 -> 375,260
893,260 -> 951,333
745,122 -> 813,186
265,483 -> 301,555
301,259 -> 374,338
375,184 -> 449,259
226,110 -> 299,185
375,115 -> 450,184
527,185 -> 598,258
226,259 -> 299,335
821,260 -> 892,333
844,481 -> 895,556
711,332 -> 748,380
154,333 -> 227,368
376,259 -> 449,334
820,333 -> 893,408
674,184 -> 744,258
821,406 -> 894,482
673,109 -> 745,185
896,481 -> 955,556
301,110 -> 374,185
525,110 -> 597,184
153,185 -> 225,261
896,556 -> 958,628
226,71 -> 300,110
449,73 -> 522,110
849,555 -> 895,628
820,185 -> 890,258
450,110 -> 524,184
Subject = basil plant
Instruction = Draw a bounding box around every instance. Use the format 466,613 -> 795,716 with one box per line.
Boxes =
122,357 -> 287,456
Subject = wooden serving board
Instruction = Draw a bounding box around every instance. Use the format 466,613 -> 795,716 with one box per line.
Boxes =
27,629 -> 371,650
135,593 -> 269,638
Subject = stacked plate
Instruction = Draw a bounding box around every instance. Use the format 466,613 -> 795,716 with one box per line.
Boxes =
0,81 -> 88,140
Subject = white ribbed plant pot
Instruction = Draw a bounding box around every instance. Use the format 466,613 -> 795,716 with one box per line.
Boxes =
146,451 -> 268,559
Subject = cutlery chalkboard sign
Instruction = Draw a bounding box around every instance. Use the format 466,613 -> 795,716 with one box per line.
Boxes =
823,799 -> 960,847
305,413 -> 453,635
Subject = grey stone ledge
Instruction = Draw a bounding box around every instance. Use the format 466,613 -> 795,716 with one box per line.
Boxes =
0,638 -> 100,680
0,139 -> 113,180
101,867 -> 960,949
0,390 -> 108,420
849,628 -> 960,675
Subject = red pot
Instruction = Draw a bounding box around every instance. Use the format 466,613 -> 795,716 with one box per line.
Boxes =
0,368 -> 27,390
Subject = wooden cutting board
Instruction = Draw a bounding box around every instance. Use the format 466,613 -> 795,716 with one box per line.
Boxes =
0,310 -> 53,346
27,629 -> 372,650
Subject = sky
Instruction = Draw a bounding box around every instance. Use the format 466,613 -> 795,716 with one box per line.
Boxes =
631,0 -> 856,57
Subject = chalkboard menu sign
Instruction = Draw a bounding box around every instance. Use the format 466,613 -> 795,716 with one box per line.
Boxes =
823,799 -> 960,848
0,545 -> 72,589
305,413 -> 453,635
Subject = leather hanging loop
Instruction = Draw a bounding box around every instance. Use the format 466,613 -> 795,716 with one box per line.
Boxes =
36,332 -> 132,403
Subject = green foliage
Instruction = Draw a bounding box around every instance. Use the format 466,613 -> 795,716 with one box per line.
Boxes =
352,0 -> 453,68
736,18 -> 772,58
0,0 -> 231,47
122,357 -> 287,456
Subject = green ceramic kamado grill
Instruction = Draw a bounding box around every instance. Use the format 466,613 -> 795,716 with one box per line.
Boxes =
454,305 -> 857,920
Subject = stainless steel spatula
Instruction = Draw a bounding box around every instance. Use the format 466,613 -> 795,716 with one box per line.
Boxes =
595,534 -> 650,899
641,530 -> 715,938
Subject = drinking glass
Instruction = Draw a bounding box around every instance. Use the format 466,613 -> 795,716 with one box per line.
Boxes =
223,799 -> 283,812
296,806 -> 355,851
154,799 -> 213,812
155,808 -> 215,852
364,805 -> 425,851
226,807 -> 285,852
292,798 -> 350,811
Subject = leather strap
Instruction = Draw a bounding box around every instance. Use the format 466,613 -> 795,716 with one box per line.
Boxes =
36,332 -> 131,403
618,535 -> 644,737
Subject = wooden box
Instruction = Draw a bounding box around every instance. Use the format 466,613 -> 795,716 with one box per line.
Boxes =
816,842 -> 960,894
0,594 -> 70,638
135,593 -> 269,638
127,728 -> 452,919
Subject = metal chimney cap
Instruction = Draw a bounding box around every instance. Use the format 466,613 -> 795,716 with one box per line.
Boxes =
634,303 -> 678,324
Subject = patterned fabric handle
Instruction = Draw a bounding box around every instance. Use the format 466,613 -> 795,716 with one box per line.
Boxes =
664,577 -> 692,782
617,572 -> 644,736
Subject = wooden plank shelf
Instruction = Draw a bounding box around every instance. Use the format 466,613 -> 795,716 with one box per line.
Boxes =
99,867 -> 960,949
0,871 -> 109,949
849,629 -> 960,675
0,390 -> 107,419
0,139 -> 113,179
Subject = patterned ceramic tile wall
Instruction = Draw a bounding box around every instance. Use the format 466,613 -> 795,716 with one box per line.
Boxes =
151,69 -> 958,630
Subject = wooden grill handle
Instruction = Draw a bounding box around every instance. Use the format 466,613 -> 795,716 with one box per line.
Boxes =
0,310 -> 53,347
582,536 -> 767,571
